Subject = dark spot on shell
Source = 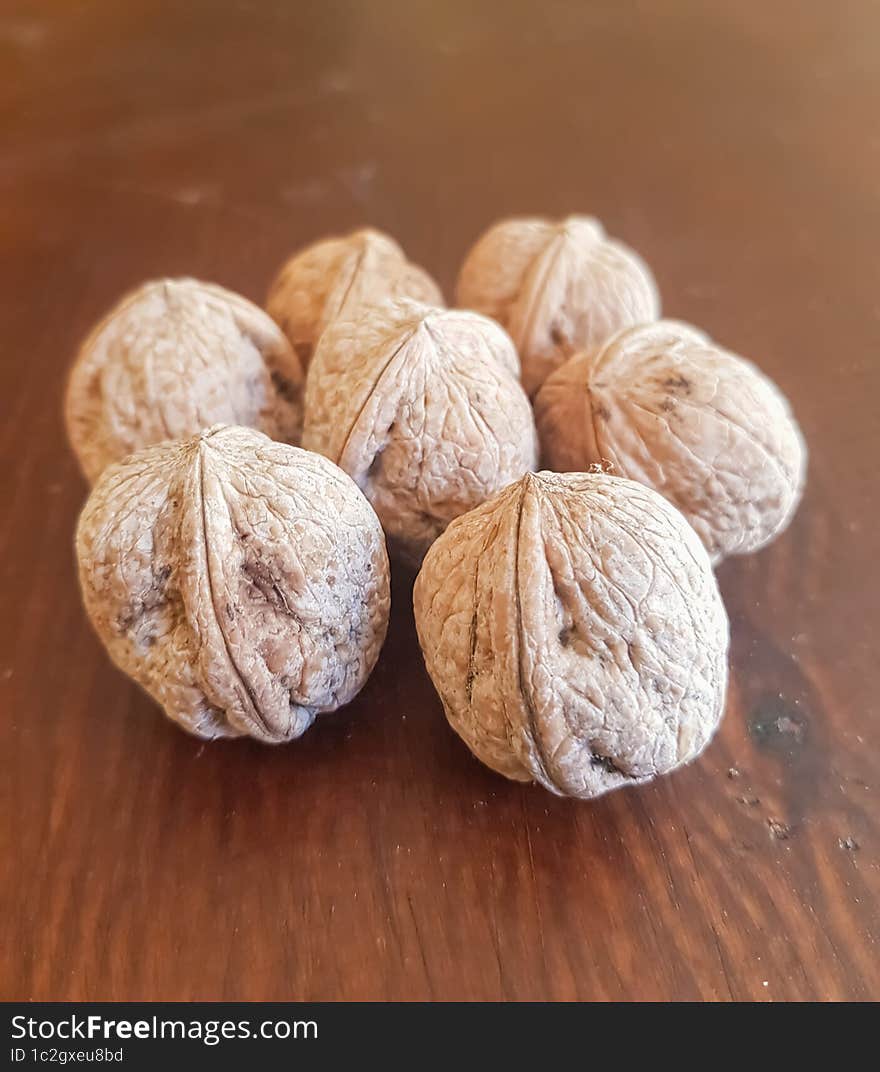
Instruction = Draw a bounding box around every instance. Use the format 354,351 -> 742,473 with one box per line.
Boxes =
550,323 -> 565,346
592,403 -> 611,421
242,558 -> 293,615
660,398 -> 676,413
663,375 -> 691,391
590,751 -> 624,776
116,607 -> 140,632
465,664 -> 476,701
558,626 -> 573,647
116,567 -> 170,634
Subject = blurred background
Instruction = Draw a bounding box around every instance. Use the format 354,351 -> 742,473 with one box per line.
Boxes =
1,1 -> 878,1001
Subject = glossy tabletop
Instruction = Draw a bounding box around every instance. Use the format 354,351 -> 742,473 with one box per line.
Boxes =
1,1 -> 878,1000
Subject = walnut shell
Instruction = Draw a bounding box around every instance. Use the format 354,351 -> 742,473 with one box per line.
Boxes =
413,471 -> 729,799
65,278 -> 304,483
534,321 -> 807,563
456,215 -> 660,396
75,425 -> 390,743
266,228 -> 443,370
302,299 -> 538,563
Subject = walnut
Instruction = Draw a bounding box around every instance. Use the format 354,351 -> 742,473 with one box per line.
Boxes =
266,228 -> 443,370
413,471 -> 729,799
75,425 -> 390,743
534,321 -> 807,563
65,278 -> 304,483
302,299 -> 538,563
456,215 -> 660,396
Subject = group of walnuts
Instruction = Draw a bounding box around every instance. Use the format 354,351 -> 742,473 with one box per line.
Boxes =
67,217 -> 806,800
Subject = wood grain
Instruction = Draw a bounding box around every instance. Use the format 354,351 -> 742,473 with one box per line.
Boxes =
1,0 -> 878,1001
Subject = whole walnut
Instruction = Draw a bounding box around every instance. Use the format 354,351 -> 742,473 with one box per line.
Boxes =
534,321 -> 807,563
302,299 -> 538,563
65,278 -> 304,483
76,425 -> 390,743
413,471 -> 729,799
266,228 -> 443,370
457,215 -> 660,396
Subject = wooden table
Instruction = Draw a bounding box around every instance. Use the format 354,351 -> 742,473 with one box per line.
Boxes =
2,1 -> 878,1002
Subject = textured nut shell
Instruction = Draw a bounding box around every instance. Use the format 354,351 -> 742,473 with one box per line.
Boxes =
302,299 -> 538,563
413,471 -> 729,799
76,425 -> 390,743
65,278 -> 305,483
534,321 -> 807,563
456,215 -> 659,397
266,228 -> 443,370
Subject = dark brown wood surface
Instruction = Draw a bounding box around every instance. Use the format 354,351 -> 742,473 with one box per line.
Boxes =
2,1 -> 878,1002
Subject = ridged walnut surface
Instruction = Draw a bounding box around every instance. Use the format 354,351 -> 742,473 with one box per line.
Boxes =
76,425 -> 390,743
266,228 -> 443,370
65,278 -> 305,483
534,321 -> 807,563
413,471 -> 729,800
302,299 -> 538,563
456,215 -> 659,397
